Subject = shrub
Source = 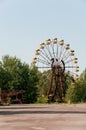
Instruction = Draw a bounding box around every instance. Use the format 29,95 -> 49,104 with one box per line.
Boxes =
37,95 -> 48,103
66,81 -> 86,103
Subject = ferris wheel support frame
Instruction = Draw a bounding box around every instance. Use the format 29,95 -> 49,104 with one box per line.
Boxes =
32,37 -> 79,102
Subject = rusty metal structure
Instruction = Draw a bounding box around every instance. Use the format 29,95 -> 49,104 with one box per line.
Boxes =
0,88 -> 25,104
32,38 -> 79,102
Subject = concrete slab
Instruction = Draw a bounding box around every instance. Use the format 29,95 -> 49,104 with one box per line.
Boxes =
0,104 -> 86,130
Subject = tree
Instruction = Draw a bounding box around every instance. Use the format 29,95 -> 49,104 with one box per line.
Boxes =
66,68 -> 86,103
36,70 -> 74,102
0,55 -> 39,103
79,68 -> 86,81
25,65 -> 40,103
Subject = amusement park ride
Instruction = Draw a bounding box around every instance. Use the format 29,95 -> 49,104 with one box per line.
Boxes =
0,88 -> 25,104
0,37 -> 79,104
32,38 -> 79,102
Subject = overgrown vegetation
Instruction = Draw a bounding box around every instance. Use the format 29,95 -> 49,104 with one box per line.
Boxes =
0,55 -> 39,104
0,55 -> 86,104
66,69 -> 86,103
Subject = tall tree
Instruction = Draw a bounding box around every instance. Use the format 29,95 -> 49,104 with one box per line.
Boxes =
0,55 -> 39,103
66,68 -> 86,103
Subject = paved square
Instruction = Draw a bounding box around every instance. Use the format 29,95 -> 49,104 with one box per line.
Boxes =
0,104 -> 86,130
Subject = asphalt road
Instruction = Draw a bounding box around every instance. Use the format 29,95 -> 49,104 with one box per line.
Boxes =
0,103 -> 86,130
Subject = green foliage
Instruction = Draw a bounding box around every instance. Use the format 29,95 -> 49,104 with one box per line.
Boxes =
37,70 -> 74,102
66,68 -> 86,103
26,66 -> 40,103
3,97 -> 11,105
64,72 -> 74,91
37,95 -> 48,103
66,83 -> 77,103
36,70 -> 51,96
79,68 -> 86,81
0,55 -> 39,103
0,55 -> 86,104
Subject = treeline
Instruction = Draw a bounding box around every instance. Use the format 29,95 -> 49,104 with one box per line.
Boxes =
0,55 -> 39,104
66,68 -> 86,103
0,55 -> 86,104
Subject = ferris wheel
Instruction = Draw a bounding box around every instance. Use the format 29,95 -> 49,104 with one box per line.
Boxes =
32,38 -> 79,102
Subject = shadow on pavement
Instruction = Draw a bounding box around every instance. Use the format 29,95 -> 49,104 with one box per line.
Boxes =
0,106 -> 48,109
0,110 -> 86,115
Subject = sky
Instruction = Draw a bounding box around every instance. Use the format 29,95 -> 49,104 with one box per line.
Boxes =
0,0 -> 86,74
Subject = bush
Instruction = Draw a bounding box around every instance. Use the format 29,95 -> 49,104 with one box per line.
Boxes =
37,95 -> 48,103
66,81 -> 86,103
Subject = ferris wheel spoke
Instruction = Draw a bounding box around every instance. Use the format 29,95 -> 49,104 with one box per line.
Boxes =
64,59 -> 74,64
43,49 -> 51,60
56,42 -> 59,58
65,70 -> 79,76
37,67 -> 51,68
60,47 -> 67,60
40,49 -> 51,61
65,66 -> 77,68
44,44 -> 53,59
50,43 -> 56,58
62,52 -> 70,61
61,49 -> 67,60
39,52 -> 51,63
37,58 -> 50,65
59,46 -> 64,60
